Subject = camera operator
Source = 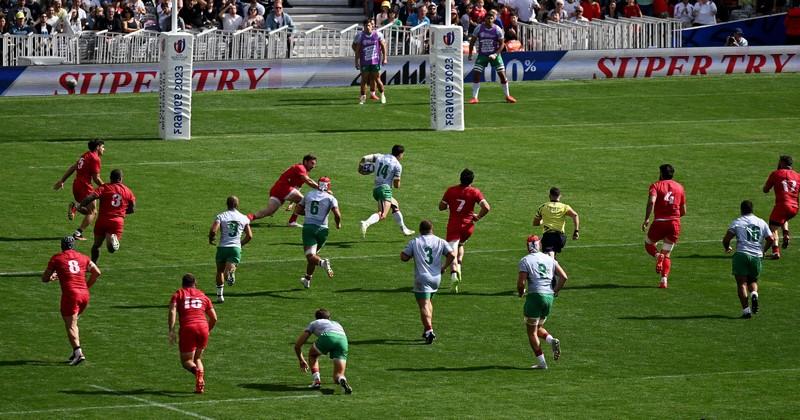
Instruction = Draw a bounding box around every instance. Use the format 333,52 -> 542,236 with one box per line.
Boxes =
726,27 -> 748,46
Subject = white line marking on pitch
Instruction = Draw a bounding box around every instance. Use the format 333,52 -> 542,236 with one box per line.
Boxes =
89,385 -> 214,420
574,139 -> 793,150
0,239 -> 722,276
0,393 -> 321,416
28,158 -> 274,169
640,367 -> 800,380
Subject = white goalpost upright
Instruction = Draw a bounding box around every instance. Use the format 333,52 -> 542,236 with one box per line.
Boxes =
429,0 -> 464,131
158,0 -> 194,140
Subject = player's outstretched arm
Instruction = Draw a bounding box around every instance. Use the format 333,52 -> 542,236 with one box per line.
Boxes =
86,261 -> 101,288
209,220 -> 220,245
53,163 -> 77,190
242,224 -> 254,246
722,230 -> 735,253
516,271 -> 527,297
294,331 -> 311,371
167,302 -> 178,345
303,176 -> 320,190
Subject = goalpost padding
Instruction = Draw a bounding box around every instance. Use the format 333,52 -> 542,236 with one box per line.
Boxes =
429,25 -> 464,131
158,32 -> 194,140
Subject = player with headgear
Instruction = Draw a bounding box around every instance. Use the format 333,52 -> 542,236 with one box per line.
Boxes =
296,176 -> 341,288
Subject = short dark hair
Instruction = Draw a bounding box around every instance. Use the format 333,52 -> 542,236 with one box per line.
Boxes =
110,169 -> 122,182
227,195 -> 239,210
391,144 -> 404,157
780,155 -> 793,167
302,154 -> 317,163
315,308 -> 331,320
419,219 -> 433,234
659,164 -> 674,180
182,273 -> 196,287
460,168 -> 474,186
549,187 -> 561,198
88,139 -> 104,151
740,200 -> 753,215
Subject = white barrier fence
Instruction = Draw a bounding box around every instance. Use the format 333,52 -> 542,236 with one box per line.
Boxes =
2,18 -> 682,67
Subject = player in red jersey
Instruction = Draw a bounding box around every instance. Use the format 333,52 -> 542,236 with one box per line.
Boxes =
168,273 -> 217,394
438,169 -> 491,293
641,164 -> 686,289
41,236 -> 102,365
53,139 -> 105,241
763,155 -> 800,259
78,169 -> 136,263
248,154 -> 320,227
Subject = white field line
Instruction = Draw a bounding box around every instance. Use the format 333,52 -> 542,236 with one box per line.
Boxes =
28,158 -> 274,169
0,239 -> 721,276
640,367 -> 800,380
88,385 -> 214,420
573,139 -> 794,150
0,393 -> 321,417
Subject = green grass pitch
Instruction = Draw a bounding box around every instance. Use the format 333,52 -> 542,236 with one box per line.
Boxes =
0,74 -> 799,419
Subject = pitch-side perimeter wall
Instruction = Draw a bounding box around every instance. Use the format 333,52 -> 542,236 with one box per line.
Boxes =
0,46 -> 797,96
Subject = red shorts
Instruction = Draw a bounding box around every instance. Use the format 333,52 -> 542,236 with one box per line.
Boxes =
769,204 -> 798,225
647,219 -> 681,243
94,217 -> 125,239
179,324 -> 209,353
269,183 -> 298,204
72,183 -> 94,203
60,292 -> 89,317
446,219 -> 476,242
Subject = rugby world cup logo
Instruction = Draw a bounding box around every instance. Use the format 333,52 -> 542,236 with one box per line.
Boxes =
174,39 -> 186,54
443,31 -> 455,46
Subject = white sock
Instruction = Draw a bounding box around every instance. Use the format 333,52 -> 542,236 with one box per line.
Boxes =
392,211 -> 408,230
472,83 -> 480,99
451,272 -> 458,280
216,285 -> 223,296
312,371 -> 321,382
751,291 -> 758,298
743,307 -> 752,315
502,82 -> 510,96
370,91 -> 376,96
536,354 -> 546,365
424,329 -> 433,335
364,213 -> 380,227
545,335 -> 554,344
73,347 -> 83,357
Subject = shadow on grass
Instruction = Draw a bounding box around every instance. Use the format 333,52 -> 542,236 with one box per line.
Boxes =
224,289 -> 303,299
0,272 -> 41,278
388,365 -> 531,372
336,287 -> 413,294
110,304 -> 167,310
619,314 -> 741,320
349,338 -> 424,346
0,360 -> 66,367
0,236 -> 62,242
239,383 -> 334,395
567,283 -> 653,290
674,254 -> 730,259
61,388 -> 194,398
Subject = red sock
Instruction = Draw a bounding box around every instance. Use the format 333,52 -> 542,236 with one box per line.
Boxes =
288,214 -> 298,224
662,257 -> 671,277
534,348 -> 543,357
772,245 -> 780,254
645,243 -> 657,257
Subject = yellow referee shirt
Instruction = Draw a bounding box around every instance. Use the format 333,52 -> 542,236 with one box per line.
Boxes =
536,202 -> 573,233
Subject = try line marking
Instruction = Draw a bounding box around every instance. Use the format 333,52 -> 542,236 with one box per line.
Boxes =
88,385 -> 213,420
0,391 -> 321,417
0,239 -> 722,276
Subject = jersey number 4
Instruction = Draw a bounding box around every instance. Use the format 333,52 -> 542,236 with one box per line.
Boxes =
663,191 -> 675,205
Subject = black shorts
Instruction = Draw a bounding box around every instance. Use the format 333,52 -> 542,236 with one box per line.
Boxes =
542,231 -> 567,254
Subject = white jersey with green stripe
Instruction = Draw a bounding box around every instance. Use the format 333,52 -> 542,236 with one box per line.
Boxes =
403,234 -> 453,284
374,154 -> 402,188
305,319 -> 346,337
300,189 -> 338,228
518,251 -> 559,295
728,214 -> 772,257
215,209 -> 250,248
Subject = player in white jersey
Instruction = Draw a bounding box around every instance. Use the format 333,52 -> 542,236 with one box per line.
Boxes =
209,196 -> 253,303
518,235 -> 568,369
296,177 -> 341,288
360,144 -> 414,238
400,220 -> 455,344
722,200 -> 774,319
294,308 -> 352,394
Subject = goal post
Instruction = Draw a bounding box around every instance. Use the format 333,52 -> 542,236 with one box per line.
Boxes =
158,0 -> 194,140
429,24 -> 464,131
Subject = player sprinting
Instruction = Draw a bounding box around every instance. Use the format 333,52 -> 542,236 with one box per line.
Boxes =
168,273 -> 218,394
353,18 -> 387,105
296,177 -> 341,289
78,169 -> 136,263
53,139 -> 105,241
400,220 -> 456,344
722,200 -> 774,319
294,308 -> 353,394
248,155 -> 320,228
642,164 -> 686,289
209,196 -> 253,303
467,10 -> 516,104
518,235 -> 568,369
533,187 -> 580,258
42,236 -> 102,365
360,145 -> 414,238
439,169 -> 491,292
762,155 -> 800,259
